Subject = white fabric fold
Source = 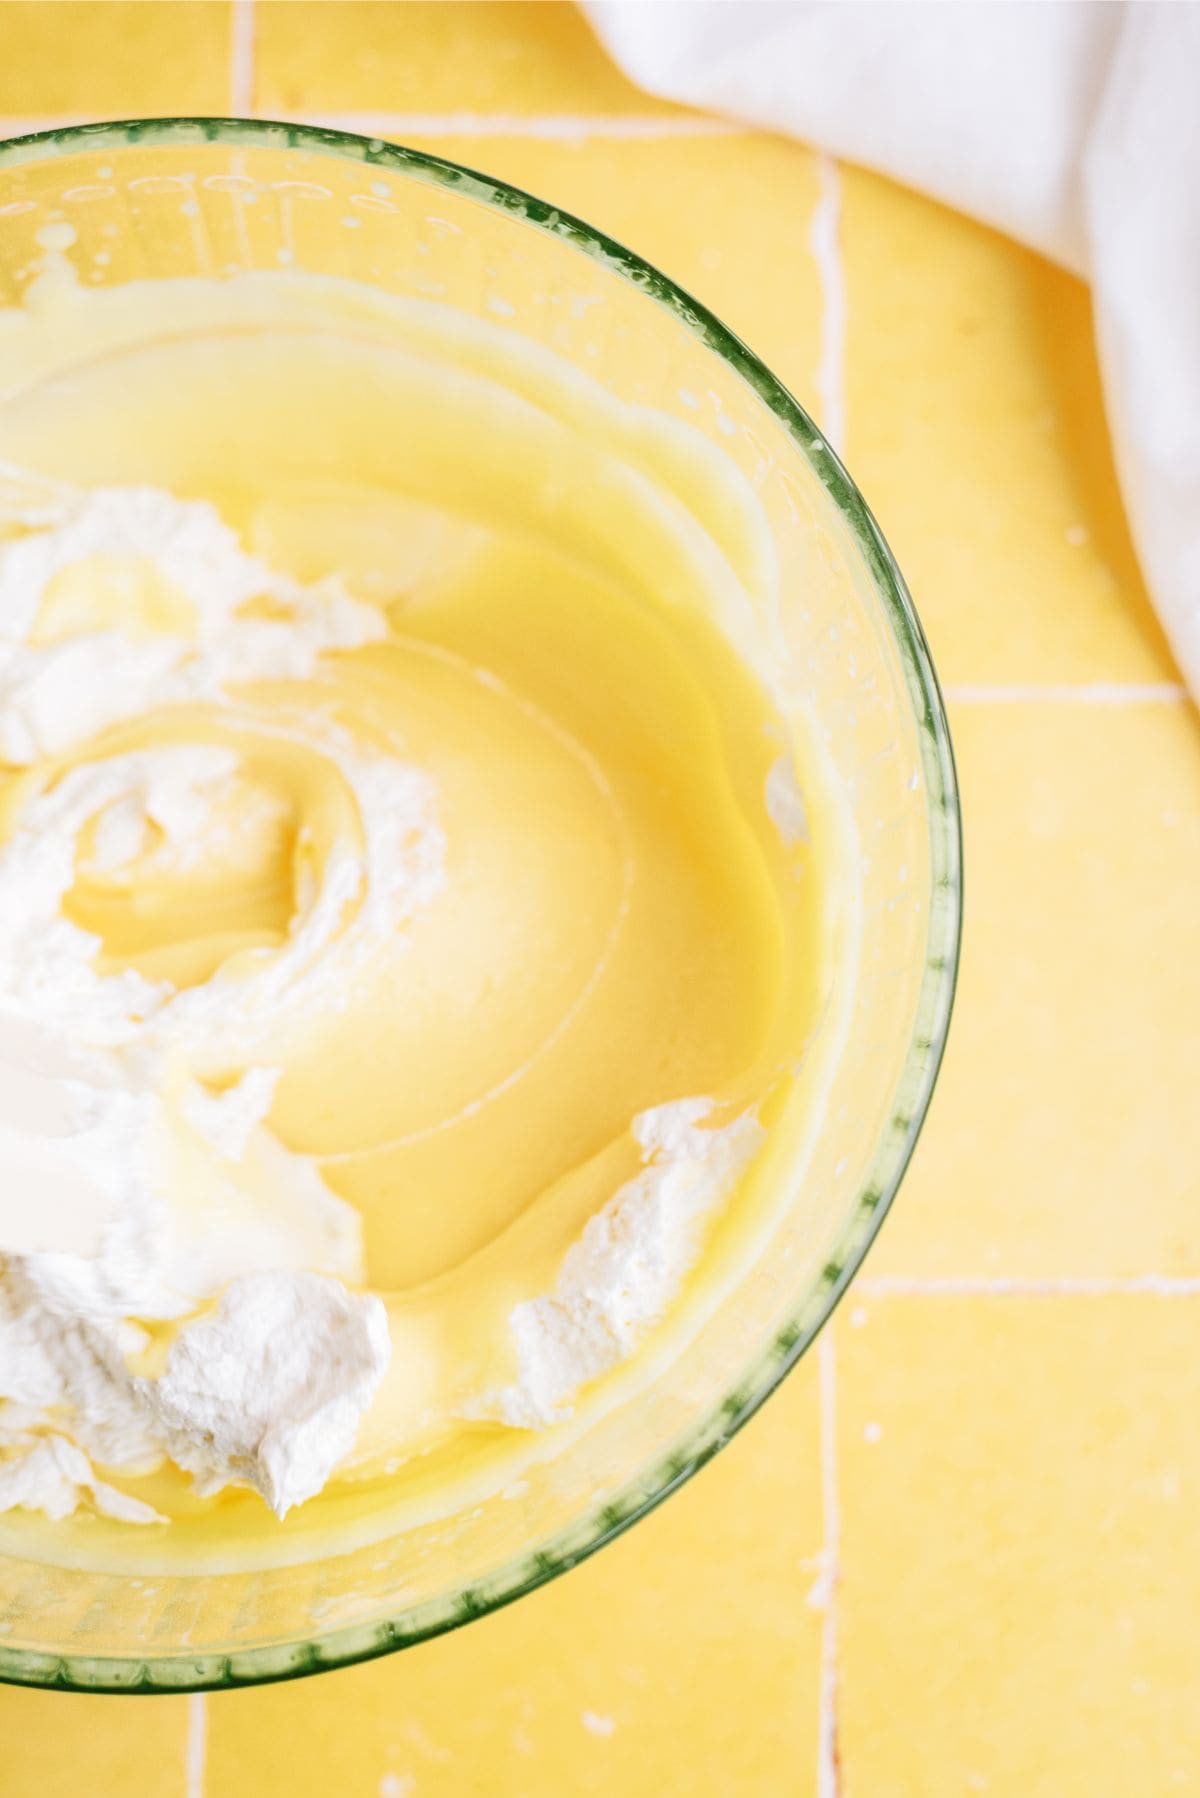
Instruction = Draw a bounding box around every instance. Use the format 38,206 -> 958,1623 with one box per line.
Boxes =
585,1 -> 1200,694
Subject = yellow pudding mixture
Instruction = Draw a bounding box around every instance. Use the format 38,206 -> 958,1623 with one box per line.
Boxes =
0,258 -> 840,1572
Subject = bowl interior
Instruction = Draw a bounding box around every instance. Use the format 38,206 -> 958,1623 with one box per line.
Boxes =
0,119 -> 960,1691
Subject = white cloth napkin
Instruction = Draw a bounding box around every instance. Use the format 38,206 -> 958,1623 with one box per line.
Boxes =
584,1 -> 1200,695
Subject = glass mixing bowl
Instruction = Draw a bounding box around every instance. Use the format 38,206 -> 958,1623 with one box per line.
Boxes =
0,119 -> 961,1692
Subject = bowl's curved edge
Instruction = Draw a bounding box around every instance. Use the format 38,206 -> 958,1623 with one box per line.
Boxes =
0,114 -> 963,1695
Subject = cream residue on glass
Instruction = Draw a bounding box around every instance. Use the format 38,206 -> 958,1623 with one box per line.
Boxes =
0,264 -> 830,1542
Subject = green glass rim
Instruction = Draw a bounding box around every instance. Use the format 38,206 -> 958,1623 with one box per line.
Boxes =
0,115 -> 963,1694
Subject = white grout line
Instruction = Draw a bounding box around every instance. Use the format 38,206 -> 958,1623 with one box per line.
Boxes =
185,1693 -> 208,1798
944,682 -> 1191,705
809,154 -> 846,456
860,1274 -> 1200,1297
292,110 -> 747,142
0,109 -> 752,146
229,0 -> 256,119
810,157 -> 847,1798
816,1332 -> 841,1798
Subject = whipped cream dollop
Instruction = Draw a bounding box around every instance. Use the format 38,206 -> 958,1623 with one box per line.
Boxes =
0,472 -> 440,1520
0,469 -> 767,1530
470,1098 -> 764,1429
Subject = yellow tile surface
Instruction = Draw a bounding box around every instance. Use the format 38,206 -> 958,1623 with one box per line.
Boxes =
206,1368 -> 824,1798
873,698 -> 1200,1279
0,2 -> 233,116
842,166 -> 1177,685
0,1687 -> 189,1798
838,1297 -> 1200,1796
253,0 -> 676,117
393,132 -> 824,410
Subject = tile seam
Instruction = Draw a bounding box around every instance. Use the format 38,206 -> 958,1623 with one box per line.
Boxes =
185,1692 -> 207,1798
943,682 -> 1190,705
289,110 -> 747,141
811,155 -> 846,1798
0,110 -> 750,142
817,1333 -> 842,1798
809,153 -> 846,456
229,0 -> 256,118
859,1275 -> 1200,1297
